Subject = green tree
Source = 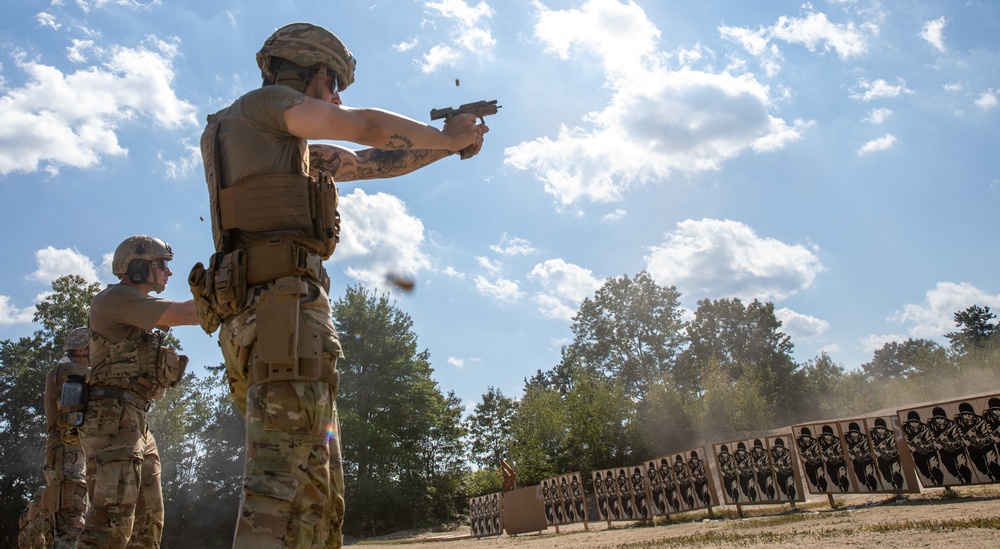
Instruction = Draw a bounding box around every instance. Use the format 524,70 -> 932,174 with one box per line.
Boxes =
861,338 -> 948,381
677,298 -> 802,422
466,386 -> 517,469
946,305 -> 997,355
0,275 -> 100,545
333,285 -> 468,536
568,271 -> 686,400
508,384 -> 566,486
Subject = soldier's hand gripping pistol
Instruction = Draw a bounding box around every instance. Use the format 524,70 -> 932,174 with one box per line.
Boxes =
430,99 -> 501,159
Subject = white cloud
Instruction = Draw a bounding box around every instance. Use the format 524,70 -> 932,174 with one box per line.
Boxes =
643,218 -> 824,303
416,0 -> 495,72
442,266 -> 465,279
920,17 -> 947,52
475,256 -> 502,275
333,189 -> 432,291
975,89 -> 999,111
27,246 -> 100,285
160,138 -> 201,179
859,333 -> 906,356
890,282 -> 1000,340
419,44 -> 462,74
864,107 -> 892,124
474,275 -> 523,303
849,78 -> 913,102
489,234 -> 538,256
394,38 -> 420,52
775,307 -> 830,340
447,356 -> 481,368
0,295 -> 36,325
857,133 -> 897,155
0,35 -> 198,176
36,12 -> 61,30
771,11 -> 870,59
602,209 -> 627,222
506,0 -> 810,206
527,258 -> 602,320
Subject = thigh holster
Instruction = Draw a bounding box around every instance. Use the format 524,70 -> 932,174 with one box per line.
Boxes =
250,277 -> 337,386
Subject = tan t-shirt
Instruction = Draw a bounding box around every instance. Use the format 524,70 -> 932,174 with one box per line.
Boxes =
88,283 -> 171,382
210,85 -> 311,252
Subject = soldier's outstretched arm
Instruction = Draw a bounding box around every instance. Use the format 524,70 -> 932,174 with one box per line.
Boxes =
286,96 -> 482,152
309,144 -> 452,182
156,299 -> 199,327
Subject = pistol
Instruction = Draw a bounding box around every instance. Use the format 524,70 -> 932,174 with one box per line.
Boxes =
430,99 -> 501,159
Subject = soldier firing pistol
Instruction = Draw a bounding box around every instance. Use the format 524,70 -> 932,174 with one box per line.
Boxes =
431,99 -> 501,159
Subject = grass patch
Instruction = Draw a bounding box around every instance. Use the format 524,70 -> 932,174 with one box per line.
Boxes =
867,516 -> 1000,533
598,529 -> 799,547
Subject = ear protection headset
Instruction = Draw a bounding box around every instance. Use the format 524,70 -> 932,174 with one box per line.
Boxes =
126,259 -> 150,284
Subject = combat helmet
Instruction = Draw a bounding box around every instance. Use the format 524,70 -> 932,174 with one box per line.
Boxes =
112,235 -> 173,291
257,22 -> 356,94
63,327 -> 90,351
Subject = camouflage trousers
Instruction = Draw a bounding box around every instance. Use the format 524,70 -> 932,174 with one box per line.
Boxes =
77,396 -> 163,548
18,487 -> 52,549
43,439 -> 91,545
221,276 -> 345,549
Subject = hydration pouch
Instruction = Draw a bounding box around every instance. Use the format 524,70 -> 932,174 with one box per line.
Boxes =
58,375 -> 88,428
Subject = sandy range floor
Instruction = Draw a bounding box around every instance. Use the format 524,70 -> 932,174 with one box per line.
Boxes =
349,486 -> 1000,548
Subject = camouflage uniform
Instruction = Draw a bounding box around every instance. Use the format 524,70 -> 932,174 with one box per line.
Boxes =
19,328 -> 92,549
43,359 -> 92,548
78,283 -> 176,548
196,25 -> 351,547
18,487 -> 52,549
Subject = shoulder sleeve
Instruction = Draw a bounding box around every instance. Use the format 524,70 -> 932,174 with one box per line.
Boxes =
92,285 -> 172,334
242,86 -> 303,134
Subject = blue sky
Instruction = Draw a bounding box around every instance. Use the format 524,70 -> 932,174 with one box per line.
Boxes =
2,0 -> 999,410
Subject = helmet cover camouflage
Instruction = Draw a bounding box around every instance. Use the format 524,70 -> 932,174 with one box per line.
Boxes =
257,23 -> 356,92
112,235 -> 173,277
63,327 -> 90,351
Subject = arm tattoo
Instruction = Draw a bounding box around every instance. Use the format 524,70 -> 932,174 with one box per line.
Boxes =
287,94 -> 305,109
309,146 -> 345,178
385,133 -> 415,151
310,145 -> 450,182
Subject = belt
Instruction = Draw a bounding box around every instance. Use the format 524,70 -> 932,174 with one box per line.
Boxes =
243,237 -> 329,289
89,385 -> 153,412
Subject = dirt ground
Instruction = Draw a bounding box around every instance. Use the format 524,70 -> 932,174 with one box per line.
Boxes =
349,486 -> 1000,548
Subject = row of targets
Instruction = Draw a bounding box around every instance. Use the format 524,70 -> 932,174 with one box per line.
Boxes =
468,492 -> 503,538
713,435 -> 805,505
539,472 -> 588,526
592,447 -> 718,522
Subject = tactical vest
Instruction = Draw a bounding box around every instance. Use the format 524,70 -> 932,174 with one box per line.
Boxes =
201,111 -> 341,261
89,330 -> 188,401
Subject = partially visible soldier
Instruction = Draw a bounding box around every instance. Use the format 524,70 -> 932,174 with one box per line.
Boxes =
77,235 -> 199,549
18,487 -> 51,549
18,327 -> 92,549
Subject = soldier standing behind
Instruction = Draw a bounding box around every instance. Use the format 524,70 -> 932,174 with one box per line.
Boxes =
191,22 -> 487,548
18,328 -> 92,549
77,235 -> 198,548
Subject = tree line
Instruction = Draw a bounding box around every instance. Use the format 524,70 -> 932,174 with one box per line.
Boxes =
1,272 -> 998,546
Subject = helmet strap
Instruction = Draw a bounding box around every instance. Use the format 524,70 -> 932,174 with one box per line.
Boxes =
149,266 -> 166,294
312,66 -> 328,100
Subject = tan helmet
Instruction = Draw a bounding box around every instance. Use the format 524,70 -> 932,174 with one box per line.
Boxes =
257,22 -> 356,92
112,235 -> 173,280
63,327 -> 90,351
